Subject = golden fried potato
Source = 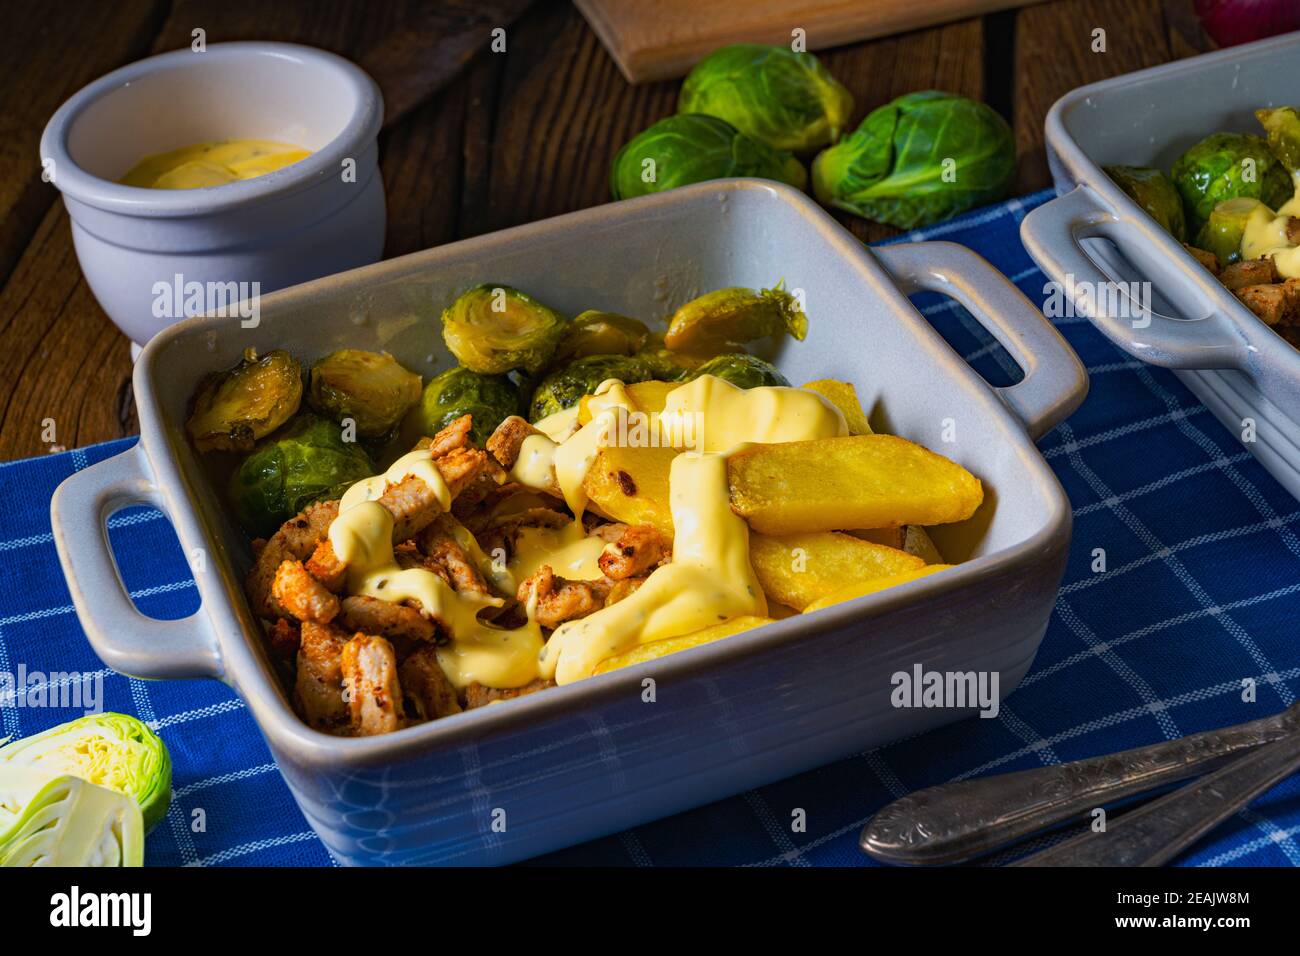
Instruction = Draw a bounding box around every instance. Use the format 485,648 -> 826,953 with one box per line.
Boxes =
749,532 -> 923,611
583,444 -> 677,533
578,380 -> 679,424
800,379 -> 872,435
592,615 -> 774,675
850,526 -> 944,563
803,564 -> 953,613
728,435 -> 983,535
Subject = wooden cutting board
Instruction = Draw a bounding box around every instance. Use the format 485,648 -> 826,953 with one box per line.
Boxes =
576,0 -> 1046,83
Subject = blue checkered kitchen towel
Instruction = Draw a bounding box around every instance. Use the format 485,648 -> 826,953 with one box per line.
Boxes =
4,190 -> 1300,867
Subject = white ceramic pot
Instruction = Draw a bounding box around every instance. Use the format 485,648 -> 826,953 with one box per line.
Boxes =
39,41 -> 386,346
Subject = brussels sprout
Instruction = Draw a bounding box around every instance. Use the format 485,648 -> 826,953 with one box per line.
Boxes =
186,347 -> 302,453
678,44 -> 854,154
633,346 -> 700,381
528,355 -> 653,422
664,284 -> 808,353
1170,132 -> 1293,231
441,284 -> 567,376
1195,197 -> 1268,267
415,365 -> 521,447
308,349 -> 422,439
553,311 -> 651,363
0,713 -> 171,832
1257,106 -> 1300,172
228,414 -> 374,536
811,91 -> 1015,229
0,771 -> 143,867
1105,165 -> 1187,242
610,114 -> 807,201
689,353 -> 790,389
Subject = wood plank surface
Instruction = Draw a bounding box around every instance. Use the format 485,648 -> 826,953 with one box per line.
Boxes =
0,0 -> 1217,460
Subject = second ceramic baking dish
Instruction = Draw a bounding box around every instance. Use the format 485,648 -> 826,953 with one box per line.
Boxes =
51,179 -> 1086,865
1022,32 -> 1300,499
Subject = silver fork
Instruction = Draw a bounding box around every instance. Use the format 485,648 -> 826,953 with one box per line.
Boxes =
861,702 -> 1300,866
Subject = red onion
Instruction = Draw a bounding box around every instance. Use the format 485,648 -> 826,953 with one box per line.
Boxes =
1194,0 -> 1300,47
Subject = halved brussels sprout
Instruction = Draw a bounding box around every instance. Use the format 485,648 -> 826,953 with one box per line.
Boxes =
1105,165 -> 1187,242
1195,197 -> 1268,267
1170,132 -> 1293,231
441,284 -> 567,376
689,353 -> 790,389
528,355 -> 653,422
1257,106 -> 1300,172
610,114 -> 807,201
678,44 -> 854,154
553,311 -> 651,363
186,347 -> 302,453
664,284 -> 808,353
415,365 -> 521,447
0,771 -> 143,867
308,349 -> 421,438
0,713 -> 171,832
812,91 -> 1015,229
228,414 -> 374,536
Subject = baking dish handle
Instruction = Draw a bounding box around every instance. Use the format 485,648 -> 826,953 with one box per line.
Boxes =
1020,185 -> 1245,370
873,240 -> 1088,441
51,443 -> 223,681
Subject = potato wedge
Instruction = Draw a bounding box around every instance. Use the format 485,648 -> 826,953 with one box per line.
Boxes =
592,615 -> 773,675
803,565 -> 953,613
800,379 -> 872,435
728,435 -> 983,535
851,526 -> 944,563
749,532 -> 923,610
578,380 -> 679,425
583,444 -> 678,533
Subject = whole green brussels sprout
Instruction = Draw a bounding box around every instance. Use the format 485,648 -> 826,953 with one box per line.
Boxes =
553,311 -> 651,363
1105,165 -> 1187,242
812,91 -> 1015,229
441,284 -> 567,376
528,355 -> 653,422
689,353 -> 790,389
1195,197 -> 1268,267
1257,106 -> 1300,173
664,283 -> 807,353
0,712 -> 172,833
1170,132 -> 1292,231
415,365 -> 521,447
308,349 -> 422,438
610,114 -> 807,201
678,44 -> 853,154
228,414 -> 374,537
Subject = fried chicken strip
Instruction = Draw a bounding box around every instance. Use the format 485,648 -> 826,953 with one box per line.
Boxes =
294,621 -> 350,731
272,558 -> 340,623
517,565 -> 612,629
342,634 -> 404,736
464,678 -> 556,710
597,523 -> 671,580
247,500 -> 339,618
399,645 -> 462,720
417,513 -> 491,595
339,594 -> 437,645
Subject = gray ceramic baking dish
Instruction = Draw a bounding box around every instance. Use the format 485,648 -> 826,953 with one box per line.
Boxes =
51,178 -> 1086,865
1021,32 -> 1300,499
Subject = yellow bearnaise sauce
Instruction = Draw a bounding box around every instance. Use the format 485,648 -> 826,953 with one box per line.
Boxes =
1241,172 -> 1300,278
119,140 -> 311,190
328,374 -> 847,689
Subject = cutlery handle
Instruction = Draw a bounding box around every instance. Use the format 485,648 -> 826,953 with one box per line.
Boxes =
861,708 -> 1296,865
1016,728 -> 1300,866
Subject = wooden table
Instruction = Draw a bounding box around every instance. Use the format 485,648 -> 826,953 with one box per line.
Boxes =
0,0 -> 1213,461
